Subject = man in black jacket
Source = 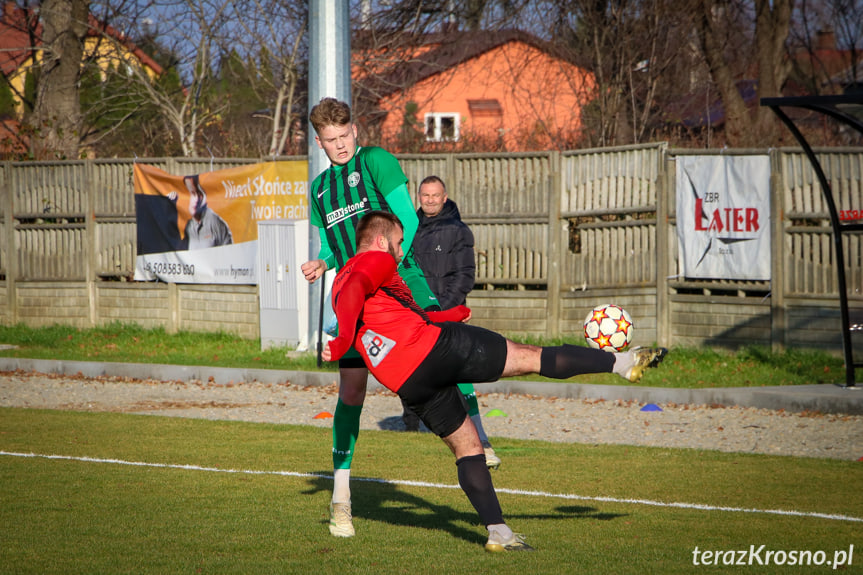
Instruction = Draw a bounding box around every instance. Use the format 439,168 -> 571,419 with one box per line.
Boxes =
406,175 -> 501,469
413,175 -> 476,308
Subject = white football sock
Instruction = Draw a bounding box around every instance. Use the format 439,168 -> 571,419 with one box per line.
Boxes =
332,468 -> 351,504
612,350 -> 635,379
488,523 -> 514,541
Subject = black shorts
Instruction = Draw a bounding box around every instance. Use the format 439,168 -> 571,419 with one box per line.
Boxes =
338,354 -> 366,370
398,322 -> 507,438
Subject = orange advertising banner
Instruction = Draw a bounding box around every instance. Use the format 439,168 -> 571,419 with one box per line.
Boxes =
134,161 -> 308,283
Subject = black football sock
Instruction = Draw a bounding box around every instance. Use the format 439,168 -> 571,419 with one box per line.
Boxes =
456,454 -> 503,526
539,344 -> 615,379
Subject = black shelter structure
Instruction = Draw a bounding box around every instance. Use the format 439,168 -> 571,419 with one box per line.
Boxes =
761,95 -> 863,387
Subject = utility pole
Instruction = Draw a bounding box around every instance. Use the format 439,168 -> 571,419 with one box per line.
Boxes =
307,0 -> 352,351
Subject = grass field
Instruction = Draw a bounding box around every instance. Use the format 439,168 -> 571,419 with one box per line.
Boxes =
1,408 -> 861,574
1,324 -> 859,572
0,323 -> 850,388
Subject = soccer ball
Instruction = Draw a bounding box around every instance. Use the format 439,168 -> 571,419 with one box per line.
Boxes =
583,304 -> 634,352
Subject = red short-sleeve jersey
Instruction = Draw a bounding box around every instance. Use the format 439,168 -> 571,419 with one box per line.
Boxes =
328,250 -> 468,392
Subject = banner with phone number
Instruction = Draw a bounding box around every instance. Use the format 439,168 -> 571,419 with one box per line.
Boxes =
134,161 -> 308,284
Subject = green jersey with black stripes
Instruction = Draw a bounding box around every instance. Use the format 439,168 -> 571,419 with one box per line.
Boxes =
310,146 -> 405,268
309,145 -> 439,309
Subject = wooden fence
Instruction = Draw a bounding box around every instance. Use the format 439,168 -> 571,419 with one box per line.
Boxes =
0,146 -> 860,354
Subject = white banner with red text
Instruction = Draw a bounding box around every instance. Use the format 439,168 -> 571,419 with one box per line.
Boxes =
675,155 -> 771,281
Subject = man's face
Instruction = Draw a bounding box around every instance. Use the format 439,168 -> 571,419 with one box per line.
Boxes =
315,123 -> 358,166
419,181 -> 447,217
387,227 -> 404,265
188,190 -> 204,219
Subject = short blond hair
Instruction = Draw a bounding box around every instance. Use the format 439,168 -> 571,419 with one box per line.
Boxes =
309,98 -> 352,134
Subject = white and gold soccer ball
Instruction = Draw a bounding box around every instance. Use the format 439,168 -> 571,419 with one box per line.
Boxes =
583,303 -> 634,352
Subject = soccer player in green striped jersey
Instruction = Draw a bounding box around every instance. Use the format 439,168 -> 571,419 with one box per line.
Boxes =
300,98 -> 494,538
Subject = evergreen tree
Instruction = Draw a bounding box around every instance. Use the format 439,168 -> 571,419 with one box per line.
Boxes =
0,78 -> 16,119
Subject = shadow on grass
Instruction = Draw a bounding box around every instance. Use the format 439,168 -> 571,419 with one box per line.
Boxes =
375,414 -> 435,432
302,474 -> 627,546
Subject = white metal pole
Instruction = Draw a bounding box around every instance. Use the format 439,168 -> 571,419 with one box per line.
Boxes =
307,0 -> 351,352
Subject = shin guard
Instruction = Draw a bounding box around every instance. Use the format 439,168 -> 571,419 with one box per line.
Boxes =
539,344 -> 615,379
456,454 -> 504,526
332,399 -> 362,470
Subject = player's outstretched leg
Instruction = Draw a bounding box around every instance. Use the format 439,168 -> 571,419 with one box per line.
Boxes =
458,383 -> 500,469
511,342 -> 667,383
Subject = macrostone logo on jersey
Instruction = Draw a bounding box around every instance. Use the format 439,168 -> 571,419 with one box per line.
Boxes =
326,199 -> 367,227
348,171 -> 361,187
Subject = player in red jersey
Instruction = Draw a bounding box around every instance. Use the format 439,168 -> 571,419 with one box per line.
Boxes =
323,211 -> 667,552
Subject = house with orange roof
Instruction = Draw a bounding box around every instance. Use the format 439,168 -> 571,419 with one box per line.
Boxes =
353,30 -> 596,152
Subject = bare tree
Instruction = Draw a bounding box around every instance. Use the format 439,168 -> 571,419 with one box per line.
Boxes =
544,0 -> 699,147
623,0 -> 703,144
88,0 -> 309,158
0,0 -> 181,158
30,0 -> 91,160
694,0 -> 793,146
221,0 -> 308,157
828,0 -> 863,92
107,0 -> 234,157
73,0 -> 176,156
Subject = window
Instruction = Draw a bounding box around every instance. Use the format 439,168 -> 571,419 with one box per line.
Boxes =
425,113 -> 459,142
467,99 -> 502,117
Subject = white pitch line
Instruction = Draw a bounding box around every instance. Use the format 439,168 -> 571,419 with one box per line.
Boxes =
3,451 -> 861,524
